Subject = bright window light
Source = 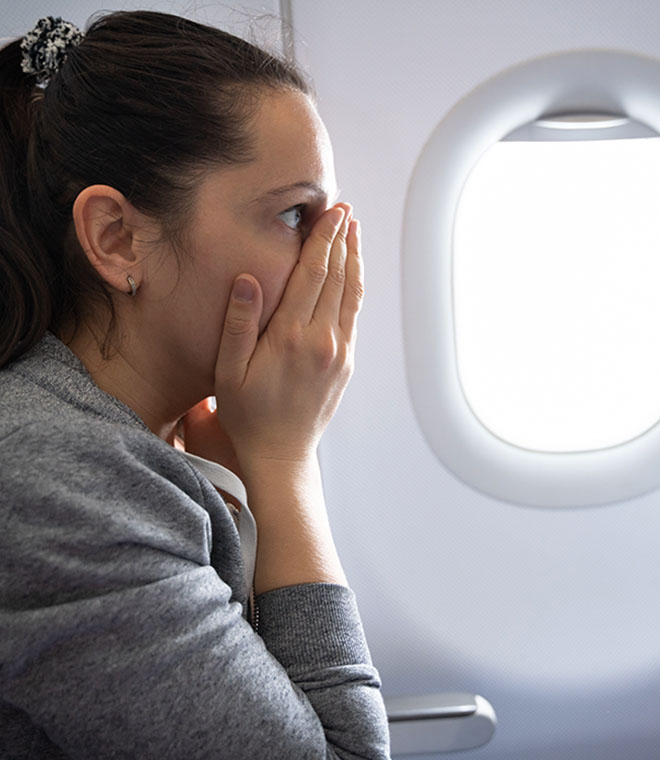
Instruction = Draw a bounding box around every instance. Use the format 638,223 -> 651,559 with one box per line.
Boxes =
453,133 -> 660,453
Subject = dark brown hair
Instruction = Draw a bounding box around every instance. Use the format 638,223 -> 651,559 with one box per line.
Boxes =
0,10 -> 311,366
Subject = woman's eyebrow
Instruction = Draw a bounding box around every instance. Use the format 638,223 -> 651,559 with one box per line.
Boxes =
252,181 -> 340,204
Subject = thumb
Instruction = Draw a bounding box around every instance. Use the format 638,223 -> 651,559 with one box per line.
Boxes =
215,274 -> 263,388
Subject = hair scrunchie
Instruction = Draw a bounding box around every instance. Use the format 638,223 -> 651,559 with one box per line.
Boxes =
20,16 -> 84,84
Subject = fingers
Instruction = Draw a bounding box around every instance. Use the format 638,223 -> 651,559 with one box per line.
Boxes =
313,204 -> 352,325
266,201 -> 362,343
339,219 -> 363,339
274,205 -> 346,326
214,274 -> 263,390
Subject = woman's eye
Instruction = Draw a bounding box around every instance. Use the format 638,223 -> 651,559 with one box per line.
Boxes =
279,205 -> 304,231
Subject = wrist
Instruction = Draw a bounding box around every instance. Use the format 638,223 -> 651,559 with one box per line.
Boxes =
234,442 -> 318,474
238,449 -> 321,498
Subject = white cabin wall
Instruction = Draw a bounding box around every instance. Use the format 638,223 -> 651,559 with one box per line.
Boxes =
289,2 -> 660,758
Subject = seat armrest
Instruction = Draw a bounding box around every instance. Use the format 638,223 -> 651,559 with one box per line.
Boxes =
383,692 -> 496,755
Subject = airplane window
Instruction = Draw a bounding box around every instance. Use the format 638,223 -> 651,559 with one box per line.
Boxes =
453,115 -> 660,453
403,50 -> 660,507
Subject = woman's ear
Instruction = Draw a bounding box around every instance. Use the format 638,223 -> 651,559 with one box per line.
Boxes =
72,185 -> 146,295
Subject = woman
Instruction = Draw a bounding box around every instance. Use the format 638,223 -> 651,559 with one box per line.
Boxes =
0,11 -> 390,759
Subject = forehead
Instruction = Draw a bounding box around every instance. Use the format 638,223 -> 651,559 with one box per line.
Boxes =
227,90 -> 336,203
253,90 -> 332,170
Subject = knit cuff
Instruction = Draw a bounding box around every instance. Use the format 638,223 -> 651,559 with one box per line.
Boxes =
254,582 -> 374,670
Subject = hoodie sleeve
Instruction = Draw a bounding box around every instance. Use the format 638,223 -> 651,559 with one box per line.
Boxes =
0,421 -> 391,759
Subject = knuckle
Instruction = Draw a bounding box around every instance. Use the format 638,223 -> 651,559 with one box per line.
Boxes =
307,260 -> 328,283
333,228 -> 347,246
224,314 -> 252,337
313,329 -> 337,369
329,264 -> 346,285
350,279 -> 365,302
314,226 -> 336,247
339,341 -> 353,367
282,323 -> 304,351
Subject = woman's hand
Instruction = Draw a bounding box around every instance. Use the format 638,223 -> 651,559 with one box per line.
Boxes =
213,203 -> 362,468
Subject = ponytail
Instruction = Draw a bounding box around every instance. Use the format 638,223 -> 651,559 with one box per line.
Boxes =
0,39 -> 54,367
0,11 -> 311,368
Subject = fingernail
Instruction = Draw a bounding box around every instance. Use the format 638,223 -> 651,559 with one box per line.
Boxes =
328,208 -> 344,227
232,276 -> 254,302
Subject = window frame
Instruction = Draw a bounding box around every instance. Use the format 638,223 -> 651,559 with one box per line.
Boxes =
401,49 -> 660,508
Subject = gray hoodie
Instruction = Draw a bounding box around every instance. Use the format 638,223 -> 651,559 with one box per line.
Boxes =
0,333 -> 391,759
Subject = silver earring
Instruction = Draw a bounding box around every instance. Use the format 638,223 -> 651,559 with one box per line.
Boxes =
127,275 -> 138,296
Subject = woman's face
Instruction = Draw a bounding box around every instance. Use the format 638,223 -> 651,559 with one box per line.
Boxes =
138,89 -> 338,396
